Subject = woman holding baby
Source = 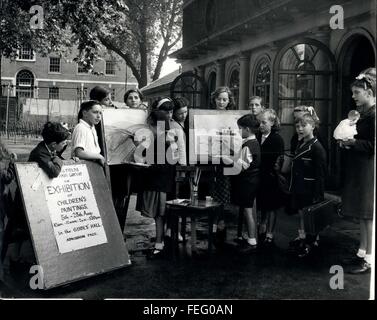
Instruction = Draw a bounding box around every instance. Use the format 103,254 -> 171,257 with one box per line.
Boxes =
339,67 -> 375,274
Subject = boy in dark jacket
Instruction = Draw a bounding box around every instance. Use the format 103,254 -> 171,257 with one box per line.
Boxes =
29,122 -> 70,178
289,113 -> 327,258
1,122 -> 70,266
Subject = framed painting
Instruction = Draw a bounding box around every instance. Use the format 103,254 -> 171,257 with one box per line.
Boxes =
188,109 -> 250,164
101,108 -> 148,165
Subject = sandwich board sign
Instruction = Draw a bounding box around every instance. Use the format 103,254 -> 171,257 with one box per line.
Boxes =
15,160 -> 130,289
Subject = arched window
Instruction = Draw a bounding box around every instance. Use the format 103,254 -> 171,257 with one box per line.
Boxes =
253,58 -> 271,108
170,71 -> 208,109
16,70 -> 34,98
207,71 -> 216,105
274,40 -> 335,170
208,72 -> 216,95
276,42 -> 334,124
228,68 -> 239,109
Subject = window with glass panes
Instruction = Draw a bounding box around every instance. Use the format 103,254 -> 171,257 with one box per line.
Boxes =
49,57 -> 61,73
110,88 -> 115,100
105,61 -> 116,75
49,87 -> 59,99
228,69 -> 239,109
253,59 -> 271,108
275,41 -> 335,168
16,70 -> 34,98
276,42 -> 334,125
19,45 -> 34,60
207,72 -> 216,108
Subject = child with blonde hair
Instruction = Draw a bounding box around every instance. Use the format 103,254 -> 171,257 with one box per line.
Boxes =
289,113 -> 327,258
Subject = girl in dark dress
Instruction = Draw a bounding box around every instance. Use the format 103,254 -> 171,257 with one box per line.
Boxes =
211,87 -> 236,206
136,99 -> 176,256
340,67 -> 375,274
257,109 -> 284,246
288,113 -> 327,258
223,114 -> 261,251
210,87 -> 236,243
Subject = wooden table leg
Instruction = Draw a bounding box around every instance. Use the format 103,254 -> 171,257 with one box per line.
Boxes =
208,211 -> 213,254
169,208 -> 179,257
181,216 -> 186,243
190,216 -> 197,254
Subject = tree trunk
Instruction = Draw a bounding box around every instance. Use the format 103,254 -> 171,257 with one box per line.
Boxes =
138,17 -> 148,88
139,44 -> 148,88
152,43 -> 168,81
0,51 -> 2,96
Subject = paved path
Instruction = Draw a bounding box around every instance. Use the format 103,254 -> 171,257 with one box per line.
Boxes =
0,195 -> 372,299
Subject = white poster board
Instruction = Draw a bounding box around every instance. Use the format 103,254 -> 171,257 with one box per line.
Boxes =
44,164 -> 107,253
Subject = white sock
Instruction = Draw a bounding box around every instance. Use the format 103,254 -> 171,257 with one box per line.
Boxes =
155,242 -> 164,250
266,233 -> 273,239
247,238 -> 257,246
298,229 -> 306,239
357,249 -> 366,258
364,254 -> 372,264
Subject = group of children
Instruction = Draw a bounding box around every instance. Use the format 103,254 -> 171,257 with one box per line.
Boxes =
199,87 -> 327,258
1,68 -> 374,267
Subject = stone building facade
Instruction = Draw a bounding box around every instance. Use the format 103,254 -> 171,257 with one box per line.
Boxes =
170,0 -> 376,188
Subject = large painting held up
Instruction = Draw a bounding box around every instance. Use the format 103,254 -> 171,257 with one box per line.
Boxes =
188,109 -> 250,163
101,108 -> 148,165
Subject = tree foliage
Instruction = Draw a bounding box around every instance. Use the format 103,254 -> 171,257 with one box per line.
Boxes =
99,0 -> 182,86
0,0 -> 182,88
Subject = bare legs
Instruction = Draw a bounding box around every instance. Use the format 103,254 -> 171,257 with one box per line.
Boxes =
244,207 -> 257,240
260,210 -> 277,238
155,192 -> 166,246
359,219 -> 373,254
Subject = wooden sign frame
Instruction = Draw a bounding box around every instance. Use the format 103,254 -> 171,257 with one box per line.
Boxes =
188,109 -> 250,164
15,160 -> 131,289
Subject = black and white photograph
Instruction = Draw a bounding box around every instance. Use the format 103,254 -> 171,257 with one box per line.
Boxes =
0,0 -> 375,307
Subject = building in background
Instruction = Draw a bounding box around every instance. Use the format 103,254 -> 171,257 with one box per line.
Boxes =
0,45 -> 138,125
166,0 -> 375,189
141,69 -> 180,106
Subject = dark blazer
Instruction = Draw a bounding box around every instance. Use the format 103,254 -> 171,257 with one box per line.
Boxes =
257,131 -> 285,210
289,137 -> 327,202
28,141 -> 64,178
258,132 -> 284,178
341,105 -> 375,218
290,128 -> 328,157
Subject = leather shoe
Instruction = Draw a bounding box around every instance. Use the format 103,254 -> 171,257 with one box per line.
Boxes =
348,261 -> 371,274
240,243 -> 258,254
341,256 -> 365,266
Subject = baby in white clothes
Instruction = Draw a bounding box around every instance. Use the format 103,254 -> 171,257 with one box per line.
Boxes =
333,110 -> 360,148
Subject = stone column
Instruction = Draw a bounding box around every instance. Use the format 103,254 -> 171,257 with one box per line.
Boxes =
238,52 -> 250,110
215,59 -> 225,88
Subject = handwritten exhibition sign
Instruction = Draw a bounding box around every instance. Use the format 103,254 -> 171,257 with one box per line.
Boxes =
44,164 -> 108,253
